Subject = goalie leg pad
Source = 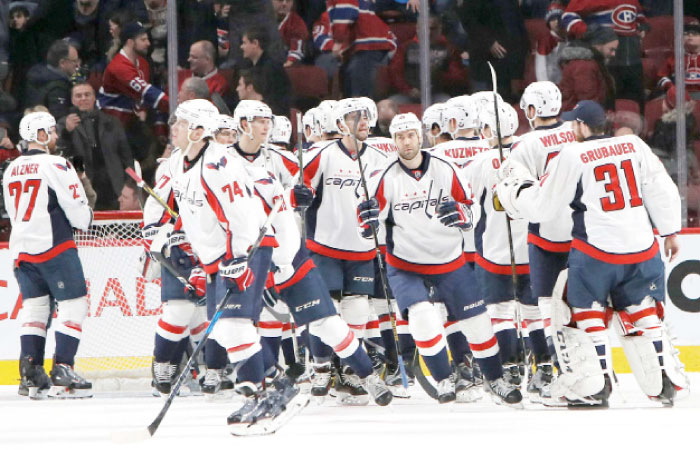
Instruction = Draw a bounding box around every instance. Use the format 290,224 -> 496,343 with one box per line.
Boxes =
340,295 -> 370,340
409,301 -> 451,382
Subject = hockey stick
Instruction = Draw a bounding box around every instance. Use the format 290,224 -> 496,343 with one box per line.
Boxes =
126,167 -> 177,219
351,111 -> 409,390
487,62 -> 530,375
111,200 -> 283,443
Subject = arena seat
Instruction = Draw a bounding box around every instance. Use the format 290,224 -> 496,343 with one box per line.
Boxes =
390,22 -> 417,44
398,103 -> 422,118
286,66 -> 329,100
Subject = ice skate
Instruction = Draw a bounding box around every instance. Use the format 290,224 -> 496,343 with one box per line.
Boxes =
151,361 -> 174,396
200,368 -> 234,401
227,382 -> 309,436
362,372 -> 393,406
48,362 -> 92,399
455,363 -> 483,403
335,366 -> 369,406
19,355 -> 51,399
485,376 -> 523,408
384,363 -> 414,398
526,362 -> 564,406
436,377 -> 456,404
503,363 -> 522,388
310,362 -> 333,403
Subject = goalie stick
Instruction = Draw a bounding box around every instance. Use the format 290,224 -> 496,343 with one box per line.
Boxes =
488,62 -> 530,377
111,197 -> 284,443
351,111 -> 410,391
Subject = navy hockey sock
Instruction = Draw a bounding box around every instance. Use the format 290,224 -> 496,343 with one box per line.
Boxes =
494,328 -> 518,364
153,334 -> 182,363
446,330 -> 470,365
309,334 -> 333,363
261,337 -> 281,373
54,332 -> 80,366
527,329 -> 550,363
381,328 -> 398,365
475,354 -> 504,381
20,335 -> 46,365
340,345 -> 374,379
420,347 -> 452,382
205,339 -> 228,370
281,335 -> 296,366
235,350 -> 265,385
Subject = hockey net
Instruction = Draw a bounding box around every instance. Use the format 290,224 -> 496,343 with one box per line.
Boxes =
72,211 -> 160,391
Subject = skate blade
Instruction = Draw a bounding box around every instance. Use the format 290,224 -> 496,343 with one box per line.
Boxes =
229,395 -> 310,436
28,386 -> 48,400
487,392 -> 524,409
110,427 -> 152,444
539,394 -> 567,407
47,386 -> 93,399
335,393 -> 369,406
204,390 -> 235,402
311,394 -> 327,405
456,386 -> 483,403
387,385 -> 410,398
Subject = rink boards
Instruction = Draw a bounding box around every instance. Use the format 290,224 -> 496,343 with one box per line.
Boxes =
0,231 -> 699,384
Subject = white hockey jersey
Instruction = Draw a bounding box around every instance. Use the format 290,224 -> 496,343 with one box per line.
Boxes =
466,147 -> 529,274
369,151 -> 473,273
3,150 -> 92,264
366,136 -> 399,157
169,142 -> 275,274
303,139 -> 390,260
142,157 -> 177,250
508,121 -> 576,252
230,143 -> 300,189
514,134 -> 681,263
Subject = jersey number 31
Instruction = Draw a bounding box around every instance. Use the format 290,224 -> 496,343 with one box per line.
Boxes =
594,159 -> 643,212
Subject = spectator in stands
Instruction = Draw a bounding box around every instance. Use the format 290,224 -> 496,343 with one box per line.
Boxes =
66,0 -> 110,70
388,15 -> 468,105
535,2 -> 565,84
240,26 -> 291,115
143,0 -> 167,78
558,26 -> 618,112
25,39 -> 80,120
459,0 -> 529,103
104,9 -> 130,64
272,0 -> 308,67
236,68 -> 265,102
311,10 -> 338,79
375,98 -> 398,138
226,0 -> 285,69
657,21 -> 700,100
327,0 -> 397,98
561,0 -> 648,112
58,81 -> 135,211
213,2 -> 231,60
176,0 -> 218,67
0,119 -> 20,164
178,76 -> 210,103
180,40 -> 229,97
118,178 -> 142,210
8,2 -> 41,110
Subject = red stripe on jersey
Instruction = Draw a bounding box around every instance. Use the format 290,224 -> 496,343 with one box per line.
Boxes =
282,322 -> 292,331
227,342 -> 255,353
585,326 -> 607,333
15,240 -> 77,267
451,171 -> 472,205
396,320 -> 408,326
474,254 -> 530,275
469,335 -> 498,351
386,253 -> 465,275
628,307 -> 658,323
258,321 -> 283,329
527,233 -> 571,253
200,175 -> 234,259
303,150 -> 324,186
260,236 -> 279,248
571,238 -> 659,265
463,251 -> 475,262
415,334 -> 443,349
277,258 -> 315,291
306,239 -> 375,261
202,257 -> 222,274
334,330 -> 355,353
278,152 -> 300,177
571,310 -> 606,322
158,319 -> 187,334
191,321 -> 209,335
378,315 -> 391,323
366,320 -> 379,330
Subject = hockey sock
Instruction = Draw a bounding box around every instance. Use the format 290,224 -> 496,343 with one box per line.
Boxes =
309,334 -> 334,364
205,340 -> 228,370
235,350 -> 265,385
154,334 -> 183,363
445,318 -> 470,365
395,305 -> 415,361
20,335 -> 46,365
19,296 -> 50,365
54,297 -> 87,366
281,323 -> 296,366
261,336 -> 281,373
309,315 -> 373,378
408,302 -> 451,382
340,346 -> 374,379
572,305 -> 609,372
154,300 -> 194,363
171,337 -> 190,365
487,301 -> 518,363
54,332 -> 80,366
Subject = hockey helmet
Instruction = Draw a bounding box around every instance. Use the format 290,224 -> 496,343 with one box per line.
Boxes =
520,81 -> 562,125
479,102 -> 519,138
334,97 -> 370,136
389,112 -> 422,141
270,115 -> 292,144
174,99 -> 219,138
316,100 -> 340,134
302,107 -> 323,140
19,111 -> 56,144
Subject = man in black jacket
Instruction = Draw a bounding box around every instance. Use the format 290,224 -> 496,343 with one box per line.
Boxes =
57,82 -> 134,210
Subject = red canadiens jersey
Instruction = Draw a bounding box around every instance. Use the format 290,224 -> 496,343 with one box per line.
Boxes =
178,68 -> 230,96
466,148 -> 529,275
508,122 -> 576,252
326,0 -> 397,55
279,11 -> 309,63
561,0 -> 646,38
514,134 -> 680,264
657,52 -> 700,92
3,150 -> 92,264
98,50 -> 168,123
312,11 -> 334,52
303,139 -> 390,260
369,151 -> 473,274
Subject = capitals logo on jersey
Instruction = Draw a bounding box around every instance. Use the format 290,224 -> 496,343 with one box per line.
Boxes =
54,163 -> 69,172
206,156 -> 228,171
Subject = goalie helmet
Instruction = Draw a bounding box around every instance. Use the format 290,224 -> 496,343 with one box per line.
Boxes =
233,100 -> 273,135
422,103 -> 446,135
520,81 -> 562,125
316,100 -> 340,134
270,115 -> 292,144
444,95 -> 479,135
19,111 -> 56,144
334,97 -> 370,135
357,97 -> 378,128
302,107 -> 322,140
175,99 -> 219,138
389,112 -> 422,141
479,102 -> 519,137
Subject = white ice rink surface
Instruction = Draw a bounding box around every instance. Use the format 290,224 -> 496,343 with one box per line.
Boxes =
2,374 -> 698,450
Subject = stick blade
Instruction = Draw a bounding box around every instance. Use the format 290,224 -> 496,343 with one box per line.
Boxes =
110,427 -> 152,444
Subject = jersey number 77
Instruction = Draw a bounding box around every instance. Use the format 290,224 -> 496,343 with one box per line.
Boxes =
7,179 -> 42,221
594,159 -> 643,212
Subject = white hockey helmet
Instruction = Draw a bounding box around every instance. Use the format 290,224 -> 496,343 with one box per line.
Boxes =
302,107 -> 322,140
270,115 -> 292,144
216,114 -> 237,131
520,81 -> 562,124
444,95 -> 479,135
233,100 -> 273,136
334,97 -> 370,135
19,111 -> 57,144
357,97 -> 378,128
175,99 -> 219,138
389,112 -> 422,141
316,100 -> 340,134
422,103 -> 446,135
471,91 -> 504,117
479,102 -> 519,138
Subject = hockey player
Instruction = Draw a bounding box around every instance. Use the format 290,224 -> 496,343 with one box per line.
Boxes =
270,115 -> 293,152
5,112 -> 93,399
359,112 -> 521,406
214,114 -> 237,146
167,99 -> 303,433
508,81 -> 576,402
496,100 -> 687,406
229,99 -> 393,407
301,107 -> 323,148
465,102 -> 537,392
361,97 -> 399,156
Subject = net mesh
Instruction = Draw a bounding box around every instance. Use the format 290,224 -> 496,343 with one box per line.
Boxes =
72,212 -> 160,388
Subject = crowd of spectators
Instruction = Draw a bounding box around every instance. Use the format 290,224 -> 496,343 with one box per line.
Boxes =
0,0 -> 700,218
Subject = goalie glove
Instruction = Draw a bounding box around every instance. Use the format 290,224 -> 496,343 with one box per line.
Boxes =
219,256 -> 255,293
357,198 -> 379,239
495,176 -> 535,220
290,184 -> 314,210
436,201 -> 473,230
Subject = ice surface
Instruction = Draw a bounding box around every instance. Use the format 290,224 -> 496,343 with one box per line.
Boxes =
2,374 -> 698,450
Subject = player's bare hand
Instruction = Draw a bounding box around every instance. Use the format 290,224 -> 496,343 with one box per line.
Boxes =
406,0 -> 420,13
664,234 -> 680,262
65,113 -> 81,132
332,43 -> 345,59
490,41 -> 507,59
283,60 -> 294,68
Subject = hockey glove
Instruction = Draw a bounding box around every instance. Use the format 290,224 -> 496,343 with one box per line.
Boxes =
219,256 -> 255,293
186,267 -> 207,300
436,201 -> 473,230
357,198 -> 380,239
290,184 -> 315,210
263,272 -> 282,308
494,177 -> 534,220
